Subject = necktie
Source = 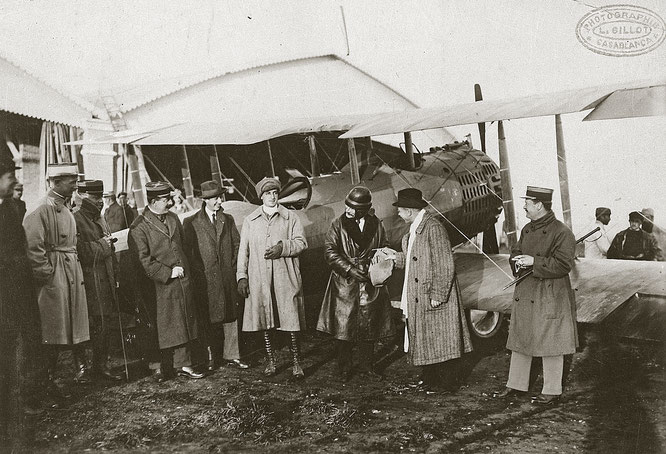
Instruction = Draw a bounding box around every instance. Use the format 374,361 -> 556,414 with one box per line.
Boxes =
212,213 -> 216,224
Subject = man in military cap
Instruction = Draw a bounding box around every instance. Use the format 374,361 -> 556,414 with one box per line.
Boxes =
11,182 -> 26,219
0,157 -> 42,446
495,186 -> 577,405
73,180 -> 123,381
607,211 -> 661,261
584,207 -> 612,259
23,163 -> 89,399
317,186 -> 394,381
184,181 -> 248,372
129,181 -> 202,381
237,177 -> 308,378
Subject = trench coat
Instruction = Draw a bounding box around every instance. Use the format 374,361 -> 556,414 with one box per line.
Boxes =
183,206 -> 240,326
73,198 -> 118,319
237,204 -> 307,332
394,212 -> 472,366
23,190 -> 89,345
317,214 -> 395,342
129,208 -> 198,349
508,211 -> 578,357
0,198 -> 40,335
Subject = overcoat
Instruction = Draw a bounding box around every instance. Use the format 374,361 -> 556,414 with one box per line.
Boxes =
104,201 -> 135,233
73,198 -> 118,319
508,211 -> 578,356
237,204 -> 307,332
0,198 -> 40,335
394,212 -> 472,366
129,208 -> 198,349
23,190 -> 89,345
317,214 -> 395,342
183,206 -> 240,325
607,228 -> 661,261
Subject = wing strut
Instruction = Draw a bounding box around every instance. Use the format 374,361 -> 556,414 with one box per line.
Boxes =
555,114 -> 573,229
498,121 -> 518,250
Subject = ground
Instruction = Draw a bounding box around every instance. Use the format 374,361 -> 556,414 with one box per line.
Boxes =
8,328 -> 666,453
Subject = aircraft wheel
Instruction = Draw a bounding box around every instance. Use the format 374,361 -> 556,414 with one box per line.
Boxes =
465,309 -> 508,354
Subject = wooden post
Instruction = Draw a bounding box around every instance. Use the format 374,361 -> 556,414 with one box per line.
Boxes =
127,145 -> 146,212
404,131 -> 415,170
180,145 -> 195,209
555,114 -> 573,229
308,135 -> 320,177
210,145 -> 223,186
347,138 -> 360,185
266,140 -> 276,177
498,121 -> 517,249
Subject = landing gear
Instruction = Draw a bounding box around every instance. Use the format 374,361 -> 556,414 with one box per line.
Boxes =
465,309 -> 508,354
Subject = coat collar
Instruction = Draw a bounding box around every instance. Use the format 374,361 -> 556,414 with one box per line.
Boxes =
415,210 -> 431,234
248,204 -> 290,221
195,206 -> 224,241
142,207 -> 174,238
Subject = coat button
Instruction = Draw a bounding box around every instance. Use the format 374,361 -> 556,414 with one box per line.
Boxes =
412,257 -> 417,261
543,230 -> 547,234
531,300 -> 535,303
65,257 -> 70,262
414,277 -> 419,283
415,297 -> 419,303
536,253 -> 540,256
514,297 -> 519,301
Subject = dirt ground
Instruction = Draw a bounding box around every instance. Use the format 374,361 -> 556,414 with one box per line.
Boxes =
9,326 -> 666,453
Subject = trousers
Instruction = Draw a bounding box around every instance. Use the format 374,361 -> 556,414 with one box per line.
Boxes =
507,351 -> 564,395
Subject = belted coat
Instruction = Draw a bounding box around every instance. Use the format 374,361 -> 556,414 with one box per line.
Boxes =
73,198 -> 118,319
23,190 -> 89,345
394,212 -> 472,366
129,208 -> 198,349
317,214 -> 395,342
508,211 -> 578,357
237,204 -> 307,332
183,206 -> 240,326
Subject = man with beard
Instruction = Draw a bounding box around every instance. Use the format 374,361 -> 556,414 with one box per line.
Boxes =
184,181 -> 249,372
129,182 -> 202,382
0,157 -> 42,448
607,211 -> 661,261
24,163 -> 89,399
317,186 -> 394,381
73,180 -> 123,382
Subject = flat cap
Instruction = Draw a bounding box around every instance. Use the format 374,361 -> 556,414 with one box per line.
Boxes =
255,177 -> 281,198
629,211 -> 643,222
595,207 -> 611,218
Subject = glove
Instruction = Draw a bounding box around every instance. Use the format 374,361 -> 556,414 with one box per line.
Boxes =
237,278 -> 250,298
348,267 -> 369,283
264,241 -> 283,260
171,266 -> 184,279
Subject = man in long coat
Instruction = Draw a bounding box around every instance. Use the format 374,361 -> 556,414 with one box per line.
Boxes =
317,186 -> 394,380
73,180 -> 123,381
0,158 -> 42,447
237,177 -> 307,378
184,181 -> 249,371
129,181 -> 202,381
496,186 -> 577,405
384,188 -> 472,391
12,182 -> 26,220
104,192 -> 135,233
24,163 -> 89,391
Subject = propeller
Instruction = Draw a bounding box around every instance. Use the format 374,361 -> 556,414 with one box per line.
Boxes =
475,83 -> 499,254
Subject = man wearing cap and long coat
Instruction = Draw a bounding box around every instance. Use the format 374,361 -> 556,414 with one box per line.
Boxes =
184,181 -> 248,371
583,207 -> 612,259
73,180 -> 123,381
129,182 -> 201,380
237,177 -> 307,378
24,164 -> 89,393
496,186 -> 577,405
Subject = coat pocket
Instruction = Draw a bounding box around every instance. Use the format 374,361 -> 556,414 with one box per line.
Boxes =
540,282 -> 562,319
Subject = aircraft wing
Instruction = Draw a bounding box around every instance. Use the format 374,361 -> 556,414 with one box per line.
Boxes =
340,80 -> 666,139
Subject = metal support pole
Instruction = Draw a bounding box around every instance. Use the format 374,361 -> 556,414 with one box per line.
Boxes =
267,140 -> 276,177
180,145 -> 195,209
404,131 -> 415,170
127,145 -> 146,212
498,121 -> 517,249
555,114 -> 573,229
210,145 -> 223,186
308,135 -> 320,177
347,138 -> 360,185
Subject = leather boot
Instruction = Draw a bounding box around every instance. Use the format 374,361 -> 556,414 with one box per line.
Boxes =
206,346 -> 216,372
73,349 -> 92,384
337,341 -> 352,382
263,331 -> 277,376
290,332 -> 305,379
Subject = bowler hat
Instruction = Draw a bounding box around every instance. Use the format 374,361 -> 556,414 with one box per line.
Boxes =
0,157 -> 19,177
520,186 -> 553,203
255,177 -> 281,198
393,188 -> 428,209
201,180 -> 225,199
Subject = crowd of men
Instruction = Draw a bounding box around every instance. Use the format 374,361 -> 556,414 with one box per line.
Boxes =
2,153 -> 657,447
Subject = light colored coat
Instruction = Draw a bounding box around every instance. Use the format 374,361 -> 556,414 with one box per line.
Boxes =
237,204 -> 307,332
508,211 -> 578,357
129,208 -> 198,348
23,190 -> 89,345
394,212 -> 472,366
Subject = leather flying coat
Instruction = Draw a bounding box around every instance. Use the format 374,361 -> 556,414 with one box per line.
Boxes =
508,211 -> 578,357
317,214 -> 395,342
23,190 -> 89,345
129,208 -> 198,348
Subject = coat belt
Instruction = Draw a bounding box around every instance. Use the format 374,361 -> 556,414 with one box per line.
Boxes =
47,246 -> 77,254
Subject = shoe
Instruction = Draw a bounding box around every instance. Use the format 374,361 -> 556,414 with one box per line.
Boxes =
292,364 -> 305,379
74,366 -> 92,384
152,369 -> 167,383
264,360 -> 277,377
493,387 -> 525,398
94,367 -> 124,381
227,359 -> 249,369
207,360 -> 217,372
531,394 -> 561,406
176,366 -> 204,379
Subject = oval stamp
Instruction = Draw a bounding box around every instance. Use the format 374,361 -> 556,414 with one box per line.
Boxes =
576,4 -> 665,56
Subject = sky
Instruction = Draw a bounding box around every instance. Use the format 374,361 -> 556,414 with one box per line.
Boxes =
339,0 -> 666,236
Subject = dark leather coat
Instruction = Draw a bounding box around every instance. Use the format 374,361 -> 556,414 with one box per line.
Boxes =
317,214 -> 395,342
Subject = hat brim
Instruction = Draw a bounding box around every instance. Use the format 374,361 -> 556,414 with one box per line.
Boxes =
393,201 -> 428,208
202,189 -> 226,199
